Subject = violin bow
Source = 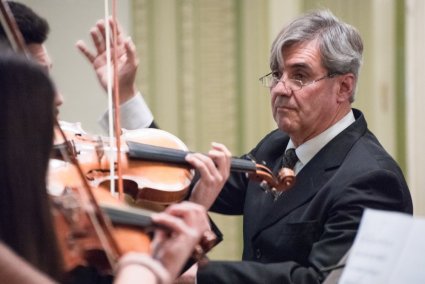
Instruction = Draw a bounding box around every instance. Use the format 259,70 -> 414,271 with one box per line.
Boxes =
104,0 -> 125,200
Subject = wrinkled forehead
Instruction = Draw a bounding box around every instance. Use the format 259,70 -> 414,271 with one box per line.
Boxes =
26,43 -> 52,73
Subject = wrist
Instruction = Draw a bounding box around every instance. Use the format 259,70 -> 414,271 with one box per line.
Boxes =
119,85 -> 137,104
116,253 -> 171,284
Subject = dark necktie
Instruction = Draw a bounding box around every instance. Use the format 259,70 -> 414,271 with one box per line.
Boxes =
269,148 -> 298,201
282,148 -> 299,169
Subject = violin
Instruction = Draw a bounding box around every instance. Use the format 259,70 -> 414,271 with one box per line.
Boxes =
49,157 -> 217,274
49,141 -> 152,274
52,122 -> 296,208
50,123 -> 219,274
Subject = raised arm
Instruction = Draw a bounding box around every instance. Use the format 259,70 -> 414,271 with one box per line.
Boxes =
76,18 -> 154,130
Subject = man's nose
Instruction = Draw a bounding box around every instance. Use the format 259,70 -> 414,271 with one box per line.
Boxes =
272,80 -> 291,96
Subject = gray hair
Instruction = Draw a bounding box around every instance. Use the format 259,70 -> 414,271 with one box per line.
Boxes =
270,10 -> 363,101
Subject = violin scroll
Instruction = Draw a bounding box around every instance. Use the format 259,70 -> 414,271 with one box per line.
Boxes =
275,167 -> 296,191
247,163 -> 295,194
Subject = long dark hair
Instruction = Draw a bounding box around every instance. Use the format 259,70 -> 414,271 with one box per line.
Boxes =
0,51 -> 62,280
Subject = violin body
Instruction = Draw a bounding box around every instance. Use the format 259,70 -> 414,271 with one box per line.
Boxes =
49,159 -> 152,273
53,122 -> 194,207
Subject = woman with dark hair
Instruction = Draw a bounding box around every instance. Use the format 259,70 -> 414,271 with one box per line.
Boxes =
0,50 -> 63,280
0,51 -> 215,284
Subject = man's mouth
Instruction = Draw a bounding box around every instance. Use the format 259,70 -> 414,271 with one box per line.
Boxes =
276,105 -> 293,111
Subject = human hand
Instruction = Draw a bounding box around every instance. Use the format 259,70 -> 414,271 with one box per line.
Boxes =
187,142 -> 232,209
76,18 -> 138,104
173,263 -> 198,284
151,202 -> 211,280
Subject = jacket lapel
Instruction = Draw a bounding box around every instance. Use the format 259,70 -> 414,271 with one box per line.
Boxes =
252,109 -> 367,237
253,154 -> 336,236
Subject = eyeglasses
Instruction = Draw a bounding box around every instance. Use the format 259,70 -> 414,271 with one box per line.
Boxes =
259,72 -> 338,91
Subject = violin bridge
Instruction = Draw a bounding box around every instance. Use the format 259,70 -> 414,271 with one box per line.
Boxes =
95,137 -> 104,164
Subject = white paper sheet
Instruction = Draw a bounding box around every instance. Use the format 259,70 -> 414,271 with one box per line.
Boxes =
339,209 -> 425,284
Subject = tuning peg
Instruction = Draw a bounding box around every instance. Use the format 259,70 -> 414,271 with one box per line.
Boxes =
246,154 -> 256,163
271,189 -> 282,201
260,180 -> 270,193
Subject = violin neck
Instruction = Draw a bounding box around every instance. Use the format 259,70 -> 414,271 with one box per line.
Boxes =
127,141 -> 257,173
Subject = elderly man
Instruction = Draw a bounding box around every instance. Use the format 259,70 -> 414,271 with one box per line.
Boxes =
4,5 -> 411,283
181,9 -> 412,284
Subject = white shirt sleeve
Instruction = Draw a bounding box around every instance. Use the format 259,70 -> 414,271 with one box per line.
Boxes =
98,92 -> 154,133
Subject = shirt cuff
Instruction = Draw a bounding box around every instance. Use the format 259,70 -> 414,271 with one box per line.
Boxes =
98,92 -> 154,133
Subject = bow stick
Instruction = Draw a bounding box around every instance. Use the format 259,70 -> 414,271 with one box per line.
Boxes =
104,0 -> 125,200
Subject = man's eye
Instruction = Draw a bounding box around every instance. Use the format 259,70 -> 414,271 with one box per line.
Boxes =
271,71 -> 281,79
291,73 -> 308,82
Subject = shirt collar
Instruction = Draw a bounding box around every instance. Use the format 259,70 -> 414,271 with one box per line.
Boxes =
286,110 -> 355,171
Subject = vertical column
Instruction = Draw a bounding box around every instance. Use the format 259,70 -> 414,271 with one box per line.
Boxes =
406,0 -> 425,215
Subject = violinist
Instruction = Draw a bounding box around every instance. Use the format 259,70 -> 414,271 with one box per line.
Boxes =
122,9 -> 414,284
0,50 -> 217,284
0,48 -> 63,282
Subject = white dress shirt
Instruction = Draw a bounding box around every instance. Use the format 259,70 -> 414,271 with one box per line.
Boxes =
286,110 -> 356,175
98,92 -> 154,133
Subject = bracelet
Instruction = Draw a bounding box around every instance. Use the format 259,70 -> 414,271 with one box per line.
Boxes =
115,253 -> 171,284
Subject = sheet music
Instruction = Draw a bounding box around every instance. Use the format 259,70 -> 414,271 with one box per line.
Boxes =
339,209 -> 425,284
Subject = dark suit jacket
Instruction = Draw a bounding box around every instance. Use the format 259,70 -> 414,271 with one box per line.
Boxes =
197,109 -> 413,284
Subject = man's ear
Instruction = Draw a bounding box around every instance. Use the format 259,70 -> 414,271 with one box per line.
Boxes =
337,73 -> 355,103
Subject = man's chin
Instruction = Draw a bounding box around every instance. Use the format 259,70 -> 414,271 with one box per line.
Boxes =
277,120 -> 294,134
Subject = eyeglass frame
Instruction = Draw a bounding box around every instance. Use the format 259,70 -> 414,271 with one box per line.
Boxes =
258,71 -> 339,91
